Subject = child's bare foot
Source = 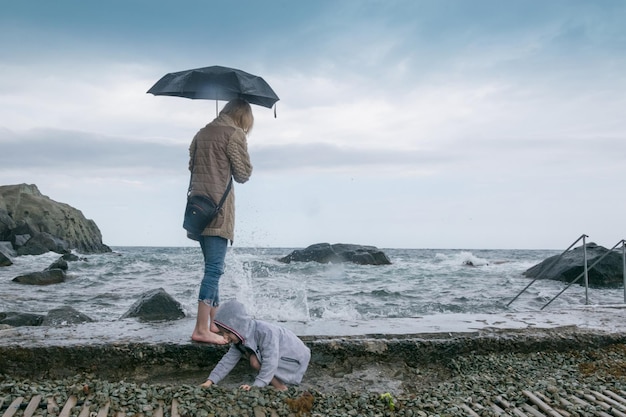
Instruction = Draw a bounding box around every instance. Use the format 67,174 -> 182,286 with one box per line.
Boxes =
210,323 -> 221,333
270,379 -> 288,391
191,330 -> 227,344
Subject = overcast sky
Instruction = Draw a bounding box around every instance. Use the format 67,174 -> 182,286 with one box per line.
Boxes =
1,0 -> 625,249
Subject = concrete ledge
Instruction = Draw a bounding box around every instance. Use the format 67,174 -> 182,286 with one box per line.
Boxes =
3,306 -> 626,392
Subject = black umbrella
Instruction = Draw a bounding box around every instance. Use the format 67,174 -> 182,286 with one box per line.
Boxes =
147,65 -> 279,110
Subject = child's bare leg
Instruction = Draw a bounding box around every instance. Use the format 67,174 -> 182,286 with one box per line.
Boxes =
249,354 -> 288,391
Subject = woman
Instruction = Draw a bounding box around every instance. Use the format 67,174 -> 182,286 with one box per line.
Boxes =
189,98 -> 253,344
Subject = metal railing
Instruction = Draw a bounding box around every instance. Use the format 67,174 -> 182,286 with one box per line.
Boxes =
507,234 -> 626,309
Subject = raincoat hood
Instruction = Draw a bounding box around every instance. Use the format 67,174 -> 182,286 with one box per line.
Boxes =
213,300 -> 252,344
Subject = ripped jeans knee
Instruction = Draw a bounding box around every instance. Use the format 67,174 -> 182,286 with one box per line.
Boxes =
199,298 -> 219,307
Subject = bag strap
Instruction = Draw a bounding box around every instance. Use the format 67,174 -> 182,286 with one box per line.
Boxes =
215,177 -> 233,209
188,140 -> 233,208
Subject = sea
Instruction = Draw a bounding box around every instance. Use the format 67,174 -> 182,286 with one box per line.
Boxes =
2,247 -> 626,332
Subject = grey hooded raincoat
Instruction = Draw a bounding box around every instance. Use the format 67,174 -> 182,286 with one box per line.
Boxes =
208,300 -> 311,387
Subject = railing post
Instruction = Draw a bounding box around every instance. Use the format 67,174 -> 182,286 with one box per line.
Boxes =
622,240 -> 626,303
583,235 -> 589,305
541,238 -> 621,310
507,234 -> 587,307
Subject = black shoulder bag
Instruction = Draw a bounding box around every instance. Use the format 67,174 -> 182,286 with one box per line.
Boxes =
183,157 -> 233,238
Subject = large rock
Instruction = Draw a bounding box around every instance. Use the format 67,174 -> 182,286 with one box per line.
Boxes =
0,241 -> 16,257
121,288 -> 186,322
16,231 -> 69,256
46,257 -> 69,271
523,242 -> 624,288
12,269 -> 67,285
0,307 -> 93,328
42,306 -> 94,326
278,243 -> 392,265
0,183 -> 111,254
0,250 -> 11,267
0,312 -> 45,327
0,209 -> 16,238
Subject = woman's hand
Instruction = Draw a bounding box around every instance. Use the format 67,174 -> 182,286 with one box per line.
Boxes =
201,380 -> 214,388
239,384 -> 252,391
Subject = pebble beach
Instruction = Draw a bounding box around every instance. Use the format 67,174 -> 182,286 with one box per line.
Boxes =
2,343 -> 626,416
4,308 -> 626,416
3,327 -> 626,416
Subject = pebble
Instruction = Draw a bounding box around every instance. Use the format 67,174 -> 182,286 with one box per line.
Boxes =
2,344 -> 626,416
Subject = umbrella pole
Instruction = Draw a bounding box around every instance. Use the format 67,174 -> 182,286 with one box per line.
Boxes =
215,100 -> 218,117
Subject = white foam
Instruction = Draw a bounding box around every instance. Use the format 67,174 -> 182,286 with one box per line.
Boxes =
285,304 -> 626,336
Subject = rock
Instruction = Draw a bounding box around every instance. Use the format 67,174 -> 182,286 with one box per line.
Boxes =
120,288 -> 186,322
0,183 -> 111,254
0,250 -> 11,267
13,233 -> 31,247
0,208 -> 16,237
46,257 -> 69,271
9,219 -> 38,245
0,241 -> 16,256
42,306 -> 94,326
12,269 -> 67,285
16,231 -> 69,256
62,253 -> 84,262
0,311 -> 45,327
278,243 -> 392,265
523,242 -> 624,288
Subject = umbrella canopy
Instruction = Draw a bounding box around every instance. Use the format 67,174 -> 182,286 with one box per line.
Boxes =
147,65 -> 279,109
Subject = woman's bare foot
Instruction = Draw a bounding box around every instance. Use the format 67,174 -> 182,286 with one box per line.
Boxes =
191,330 -> 227,344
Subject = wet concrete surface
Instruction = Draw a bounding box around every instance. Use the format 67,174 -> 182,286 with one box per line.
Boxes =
2,305 -> 626,394
3,304 -> 626,347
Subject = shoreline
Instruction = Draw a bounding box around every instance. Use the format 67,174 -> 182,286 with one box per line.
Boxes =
3,304 -> 626,346
2,307 -> 626,390
3,308 -> 626,415
2,328 -> 626,416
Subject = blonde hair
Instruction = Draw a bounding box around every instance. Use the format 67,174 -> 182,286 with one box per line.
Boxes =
220,98 -> 254,134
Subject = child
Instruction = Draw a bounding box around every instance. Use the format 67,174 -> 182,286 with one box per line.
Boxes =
201,299 -> 311,390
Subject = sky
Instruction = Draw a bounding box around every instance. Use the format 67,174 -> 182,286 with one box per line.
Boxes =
1,0 -> 625,250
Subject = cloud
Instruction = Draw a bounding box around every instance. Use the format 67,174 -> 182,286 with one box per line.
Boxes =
0,127 -> 444,177
0,129 -> 188,175
1,0 -> 626,248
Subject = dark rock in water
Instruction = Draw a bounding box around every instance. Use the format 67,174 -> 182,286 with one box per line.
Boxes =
42,306 -> 94,326
0,183 -> 111,254
121,288 -> 186,322
12,269 -> 67,285
278,243 -> 391,265
523,242 -> 625,288
0,250 -> 11,267
62,253 -> 85,262
46,257 -> 69,271
16,231 -> 69,256
0,311 -> 45,327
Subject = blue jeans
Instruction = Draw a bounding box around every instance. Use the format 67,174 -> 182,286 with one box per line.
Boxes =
198,236 -> 228,306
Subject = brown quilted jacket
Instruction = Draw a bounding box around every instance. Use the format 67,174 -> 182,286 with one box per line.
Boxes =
188,114 -> 253,242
